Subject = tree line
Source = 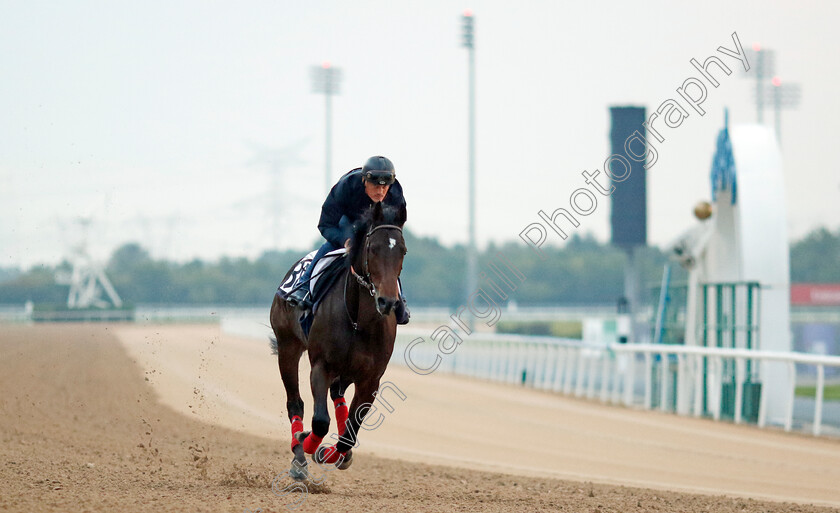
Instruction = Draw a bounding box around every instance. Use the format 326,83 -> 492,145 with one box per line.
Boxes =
1,226 -> 839,307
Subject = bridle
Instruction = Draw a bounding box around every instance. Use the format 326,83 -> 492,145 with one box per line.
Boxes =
349,224 -> 403,297
345,224 -> 404,330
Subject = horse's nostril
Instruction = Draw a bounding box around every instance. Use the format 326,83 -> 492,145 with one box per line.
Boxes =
376,297 -> 396,315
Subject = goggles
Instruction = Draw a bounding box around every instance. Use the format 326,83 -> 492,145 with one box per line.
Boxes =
364,170 -> 395,186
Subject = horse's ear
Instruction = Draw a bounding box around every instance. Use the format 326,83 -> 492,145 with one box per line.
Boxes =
373,201 -> 384,223
396,204 -> 407,227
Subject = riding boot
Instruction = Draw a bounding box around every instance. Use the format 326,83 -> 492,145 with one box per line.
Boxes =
394,296 -> 410,325
287,286 -> 312,309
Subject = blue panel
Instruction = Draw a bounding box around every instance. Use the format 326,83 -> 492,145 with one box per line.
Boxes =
710,109 -> 737,204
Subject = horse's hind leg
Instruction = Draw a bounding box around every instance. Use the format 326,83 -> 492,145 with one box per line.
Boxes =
329,377 -> 351,437
272,328 -> 308,478
278,345 -> 308,480
277,347 -> 308,480
271,296 -> 309,479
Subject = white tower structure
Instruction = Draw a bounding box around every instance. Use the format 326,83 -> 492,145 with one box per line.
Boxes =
55,219 -> 123,309
671,112 -> 791,424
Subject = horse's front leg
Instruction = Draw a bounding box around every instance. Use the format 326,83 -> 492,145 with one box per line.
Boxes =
315,377 -> 379,469
298,361 -> 332,456
330,377 -> 351,437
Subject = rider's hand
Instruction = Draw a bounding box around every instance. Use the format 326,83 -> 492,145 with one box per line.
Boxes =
344,239 -> 351,250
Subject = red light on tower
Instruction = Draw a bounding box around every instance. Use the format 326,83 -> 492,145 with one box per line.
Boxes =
461,10 -> 474,48
322,61 -> 331,69
772,76 -> 782,87
753,43 -> 761,51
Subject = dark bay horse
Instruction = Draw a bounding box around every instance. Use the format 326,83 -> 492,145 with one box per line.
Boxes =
270,202 -> 407,478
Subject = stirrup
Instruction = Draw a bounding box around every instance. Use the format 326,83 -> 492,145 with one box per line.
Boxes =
287,288 -> 311,308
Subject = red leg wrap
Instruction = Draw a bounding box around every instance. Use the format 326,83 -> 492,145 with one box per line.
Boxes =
333,398 -> 348,437
318,444 -> 347,465
301,432 -> 323,455
289,416 -> 303,450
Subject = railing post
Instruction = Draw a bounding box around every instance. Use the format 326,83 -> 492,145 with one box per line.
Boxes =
552,346 -> 566,392
785,361 -> 796,432
734,357 -> 744,424
611,351 -> 622,404
461,340 -> 470,377
644,352 -> 653,410
488,341 -> 496,380
586,352 -> 597,399
758,358 -> 768,428
600,351 -> 611,402
498,341 -> 507,382
623,351 -> 635,407
485,341 -> 494,380
538,343 -> 550,389
676,353 -> 686,415
693,354 -> 704,417
563,347 -> 576,395
509,342 -> 520,384
814,364 -> 825,436
713,357 -> 723,421
473,341 -> 481,379
659,352 -> 668,412
540,344 -> 553,390
536,344 -> 546,389
500,342 -> 508,382
531,343 -> 541,387
575,348 -> 586,397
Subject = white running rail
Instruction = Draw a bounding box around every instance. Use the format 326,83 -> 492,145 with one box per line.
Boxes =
393,331 -> 840,437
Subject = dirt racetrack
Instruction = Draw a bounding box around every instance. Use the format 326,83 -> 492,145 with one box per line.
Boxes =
2,323 -> 840,513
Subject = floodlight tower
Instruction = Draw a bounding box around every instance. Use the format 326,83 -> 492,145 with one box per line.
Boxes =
742,45 -> 802,146
462,10 -> 477,329
311,62 -> 342,195
743,45 -> 775,123
768,77 -> 801,146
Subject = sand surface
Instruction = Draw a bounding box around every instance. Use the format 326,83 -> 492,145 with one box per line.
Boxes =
2,323 -> 840,513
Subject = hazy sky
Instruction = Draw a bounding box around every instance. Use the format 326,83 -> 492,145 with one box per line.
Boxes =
2,1 -> 839,268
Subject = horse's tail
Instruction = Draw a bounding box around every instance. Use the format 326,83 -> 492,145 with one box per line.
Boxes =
269,336 -> 279,355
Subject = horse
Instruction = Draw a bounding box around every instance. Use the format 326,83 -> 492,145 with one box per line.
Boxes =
269,201 -> 407,479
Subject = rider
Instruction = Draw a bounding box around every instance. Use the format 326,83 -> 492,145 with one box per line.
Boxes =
287,155 -> 410,324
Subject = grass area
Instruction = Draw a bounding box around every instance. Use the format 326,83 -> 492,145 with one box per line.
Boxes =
795,384 -> 840,400
496,320 -> 583,339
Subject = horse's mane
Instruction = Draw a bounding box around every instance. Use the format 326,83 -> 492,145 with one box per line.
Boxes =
348,203 -> 406,267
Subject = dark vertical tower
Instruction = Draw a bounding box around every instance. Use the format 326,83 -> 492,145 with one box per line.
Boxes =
609,106 -> 647,248
610,106 -> 647,344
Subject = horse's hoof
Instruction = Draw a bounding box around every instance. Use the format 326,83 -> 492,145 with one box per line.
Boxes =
313,445 -> 330,464
294,430 -> 310,444
313,444 -> 348,467
289,459 -> 308,481
337,449 -> 353,470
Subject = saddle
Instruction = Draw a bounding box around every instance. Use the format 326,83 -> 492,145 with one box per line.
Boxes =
276,248 -> 347,336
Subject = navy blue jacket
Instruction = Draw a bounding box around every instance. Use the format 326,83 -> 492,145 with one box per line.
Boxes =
318,168 -> 406,248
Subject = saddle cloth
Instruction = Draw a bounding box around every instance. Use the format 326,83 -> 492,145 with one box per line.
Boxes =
276,248 -> 347,336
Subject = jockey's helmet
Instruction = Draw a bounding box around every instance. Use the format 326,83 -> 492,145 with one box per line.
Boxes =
362,156 -> 396,185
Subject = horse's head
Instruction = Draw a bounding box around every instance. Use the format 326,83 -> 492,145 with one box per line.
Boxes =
349,202 -> 407,317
